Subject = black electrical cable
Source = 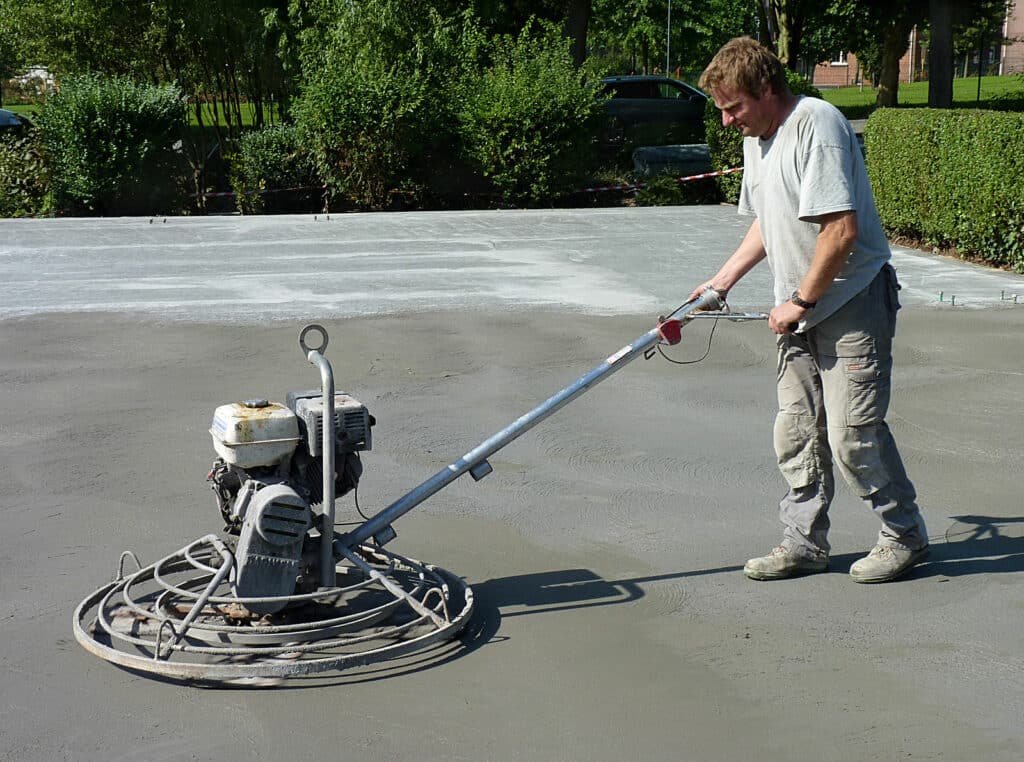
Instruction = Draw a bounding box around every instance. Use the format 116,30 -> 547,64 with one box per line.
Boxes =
652,299 -> 726,365
352,484 -> 370,521
656,315 -> 720,364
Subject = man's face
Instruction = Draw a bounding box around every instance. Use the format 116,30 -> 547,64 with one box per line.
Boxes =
712,86 -> 772,139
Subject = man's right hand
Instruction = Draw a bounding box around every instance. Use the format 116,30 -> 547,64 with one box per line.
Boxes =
687,282 -> 726,308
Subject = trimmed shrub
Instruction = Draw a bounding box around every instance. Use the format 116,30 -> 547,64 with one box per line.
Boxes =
455,21 -> 605,205
0,129 -> 50,217
866,108 -> 1024,272
34,74 -> 185,215
636,174 -> 720,207
292,1 -> 464,209
704,71 -> 822,204
230,125 -> 320,214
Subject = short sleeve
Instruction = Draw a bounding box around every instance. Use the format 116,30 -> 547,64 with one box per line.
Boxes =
797,141 -> 856,221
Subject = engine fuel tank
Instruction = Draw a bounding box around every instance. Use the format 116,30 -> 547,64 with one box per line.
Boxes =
210,399 -> 300,468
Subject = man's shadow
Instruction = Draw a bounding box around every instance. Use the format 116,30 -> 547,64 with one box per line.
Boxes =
468,514 -> 1024,650
461,562 -> 742,660
200,515 -> 1020,687
825,514 -> 1024,578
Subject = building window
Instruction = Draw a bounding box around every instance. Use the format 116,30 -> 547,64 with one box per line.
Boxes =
831,51 -> 848,66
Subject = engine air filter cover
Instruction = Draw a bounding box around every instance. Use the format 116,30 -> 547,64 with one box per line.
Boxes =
286,390 -> 372,455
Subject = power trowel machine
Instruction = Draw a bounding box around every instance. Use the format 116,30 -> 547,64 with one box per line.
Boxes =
73,291 -> 765,682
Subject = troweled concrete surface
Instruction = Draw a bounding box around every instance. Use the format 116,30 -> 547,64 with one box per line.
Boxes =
3,206 -> 1023,321
1,207 -> 1023,761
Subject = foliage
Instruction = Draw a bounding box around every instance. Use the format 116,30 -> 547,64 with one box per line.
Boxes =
865,107 -> 1024,272
989,74 -> 1024,112
0,129 -> 50,216
230,124 -> 319,213
635,173 -> 720,206
948,0 -> 1013,66
0,0 -> 162,79
455,20 -> 605,205
589,0 -> 757,75
704,69 -> 822,204
291,0 -> 466,209
34,74 -> 185,215
2,1 -> 290,207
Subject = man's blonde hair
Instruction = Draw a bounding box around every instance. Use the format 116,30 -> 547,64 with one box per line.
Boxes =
699,36 -> 789,100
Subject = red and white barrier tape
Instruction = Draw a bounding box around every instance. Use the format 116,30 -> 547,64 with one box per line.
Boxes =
577,166 -> 742,194
193,166 -> 743,202
194,185 -> 324,200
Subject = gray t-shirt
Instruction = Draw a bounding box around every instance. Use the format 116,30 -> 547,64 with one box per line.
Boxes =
738,96 -> 890,329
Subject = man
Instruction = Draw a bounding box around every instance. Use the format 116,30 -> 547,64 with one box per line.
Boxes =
693,37 -> 928,583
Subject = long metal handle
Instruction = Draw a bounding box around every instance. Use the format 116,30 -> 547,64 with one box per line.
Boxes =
339,290 -> 729,549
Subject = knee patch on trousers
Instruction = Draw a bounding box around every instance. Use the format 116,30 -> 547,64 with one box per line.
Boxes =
829,423 -> 890,497
774,412 -> 826,490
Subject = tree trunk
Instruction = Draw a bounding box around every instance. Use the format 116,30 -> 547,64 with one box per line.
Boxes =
756,0 -> 773,47
876,19 -> 914,107
770,0 -> 805,70
928,0 -> 954,108
564,0 -> 591,68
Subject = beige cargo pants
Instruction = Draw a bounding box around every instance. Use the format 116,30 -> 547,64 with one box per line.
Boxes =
774,264 -> 927,555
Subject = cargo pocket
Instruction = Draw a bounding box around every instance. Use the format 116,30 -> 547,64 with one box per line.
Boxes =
845,355 -> 891,426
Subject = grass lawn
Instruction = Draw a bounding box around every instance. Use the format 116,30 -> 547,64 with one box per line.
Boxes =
2,100 -> 279,128
823,74 -> 1024,118
3,103 -> 39,116
187,102 -> 282,128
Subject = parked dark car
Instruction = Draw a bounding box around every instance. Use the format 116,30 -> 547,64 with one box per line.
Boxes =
0,108 -> 32,135
600,75 -> 708,147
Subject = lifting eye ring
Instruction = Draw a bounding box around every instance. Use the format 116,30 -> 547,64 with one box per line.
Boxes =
299,323 -> 329,355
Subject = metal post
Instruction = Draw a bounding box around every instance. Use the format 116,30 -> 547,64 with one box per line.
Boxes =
666,0 -> 672,74
340,290 -> 729,550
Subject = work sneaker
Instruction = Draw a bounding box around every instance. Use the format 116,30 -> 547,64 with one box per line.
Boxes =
849,545 -> 930,583
743,545 -> 828,580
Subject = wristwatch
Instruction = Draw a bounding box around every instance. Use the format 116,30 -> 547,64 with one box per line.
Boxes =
790,290 -> 817,309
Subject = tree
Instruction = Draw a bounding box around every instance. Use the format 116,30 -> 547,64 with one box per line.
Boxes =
928,0 -> 954,107
856,0 -> 928,108
565,0 -> 593,66
952,0 -> 1012,93
761,0 -> 814,69
291,0 -> 468,207
926,0 -> 1009,107
588,0 -> 756,75
805,1 -> 927,108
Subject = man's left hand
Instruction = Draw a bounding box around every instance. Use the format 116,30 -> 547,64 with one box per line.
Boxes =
769,300 -> 807,334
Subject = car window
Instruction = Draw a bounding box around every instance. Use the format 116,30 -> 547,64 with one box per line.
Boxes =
659,82 -> 702,100
606,81 -> 661,99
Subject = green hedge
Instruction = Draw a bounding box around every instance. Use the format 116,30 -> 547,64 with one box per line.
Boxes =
292,1 -> 462,209
455,22 -> 603,205
0,130 -> 50,217
865,108 -> 1024,272
230,125 -> 320,214
704,71 -> 822,203
34,74 -> 185,215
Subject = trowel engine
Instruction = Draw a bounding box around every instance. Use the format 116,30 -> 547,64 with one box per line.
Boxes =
206,390 -> 373,613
